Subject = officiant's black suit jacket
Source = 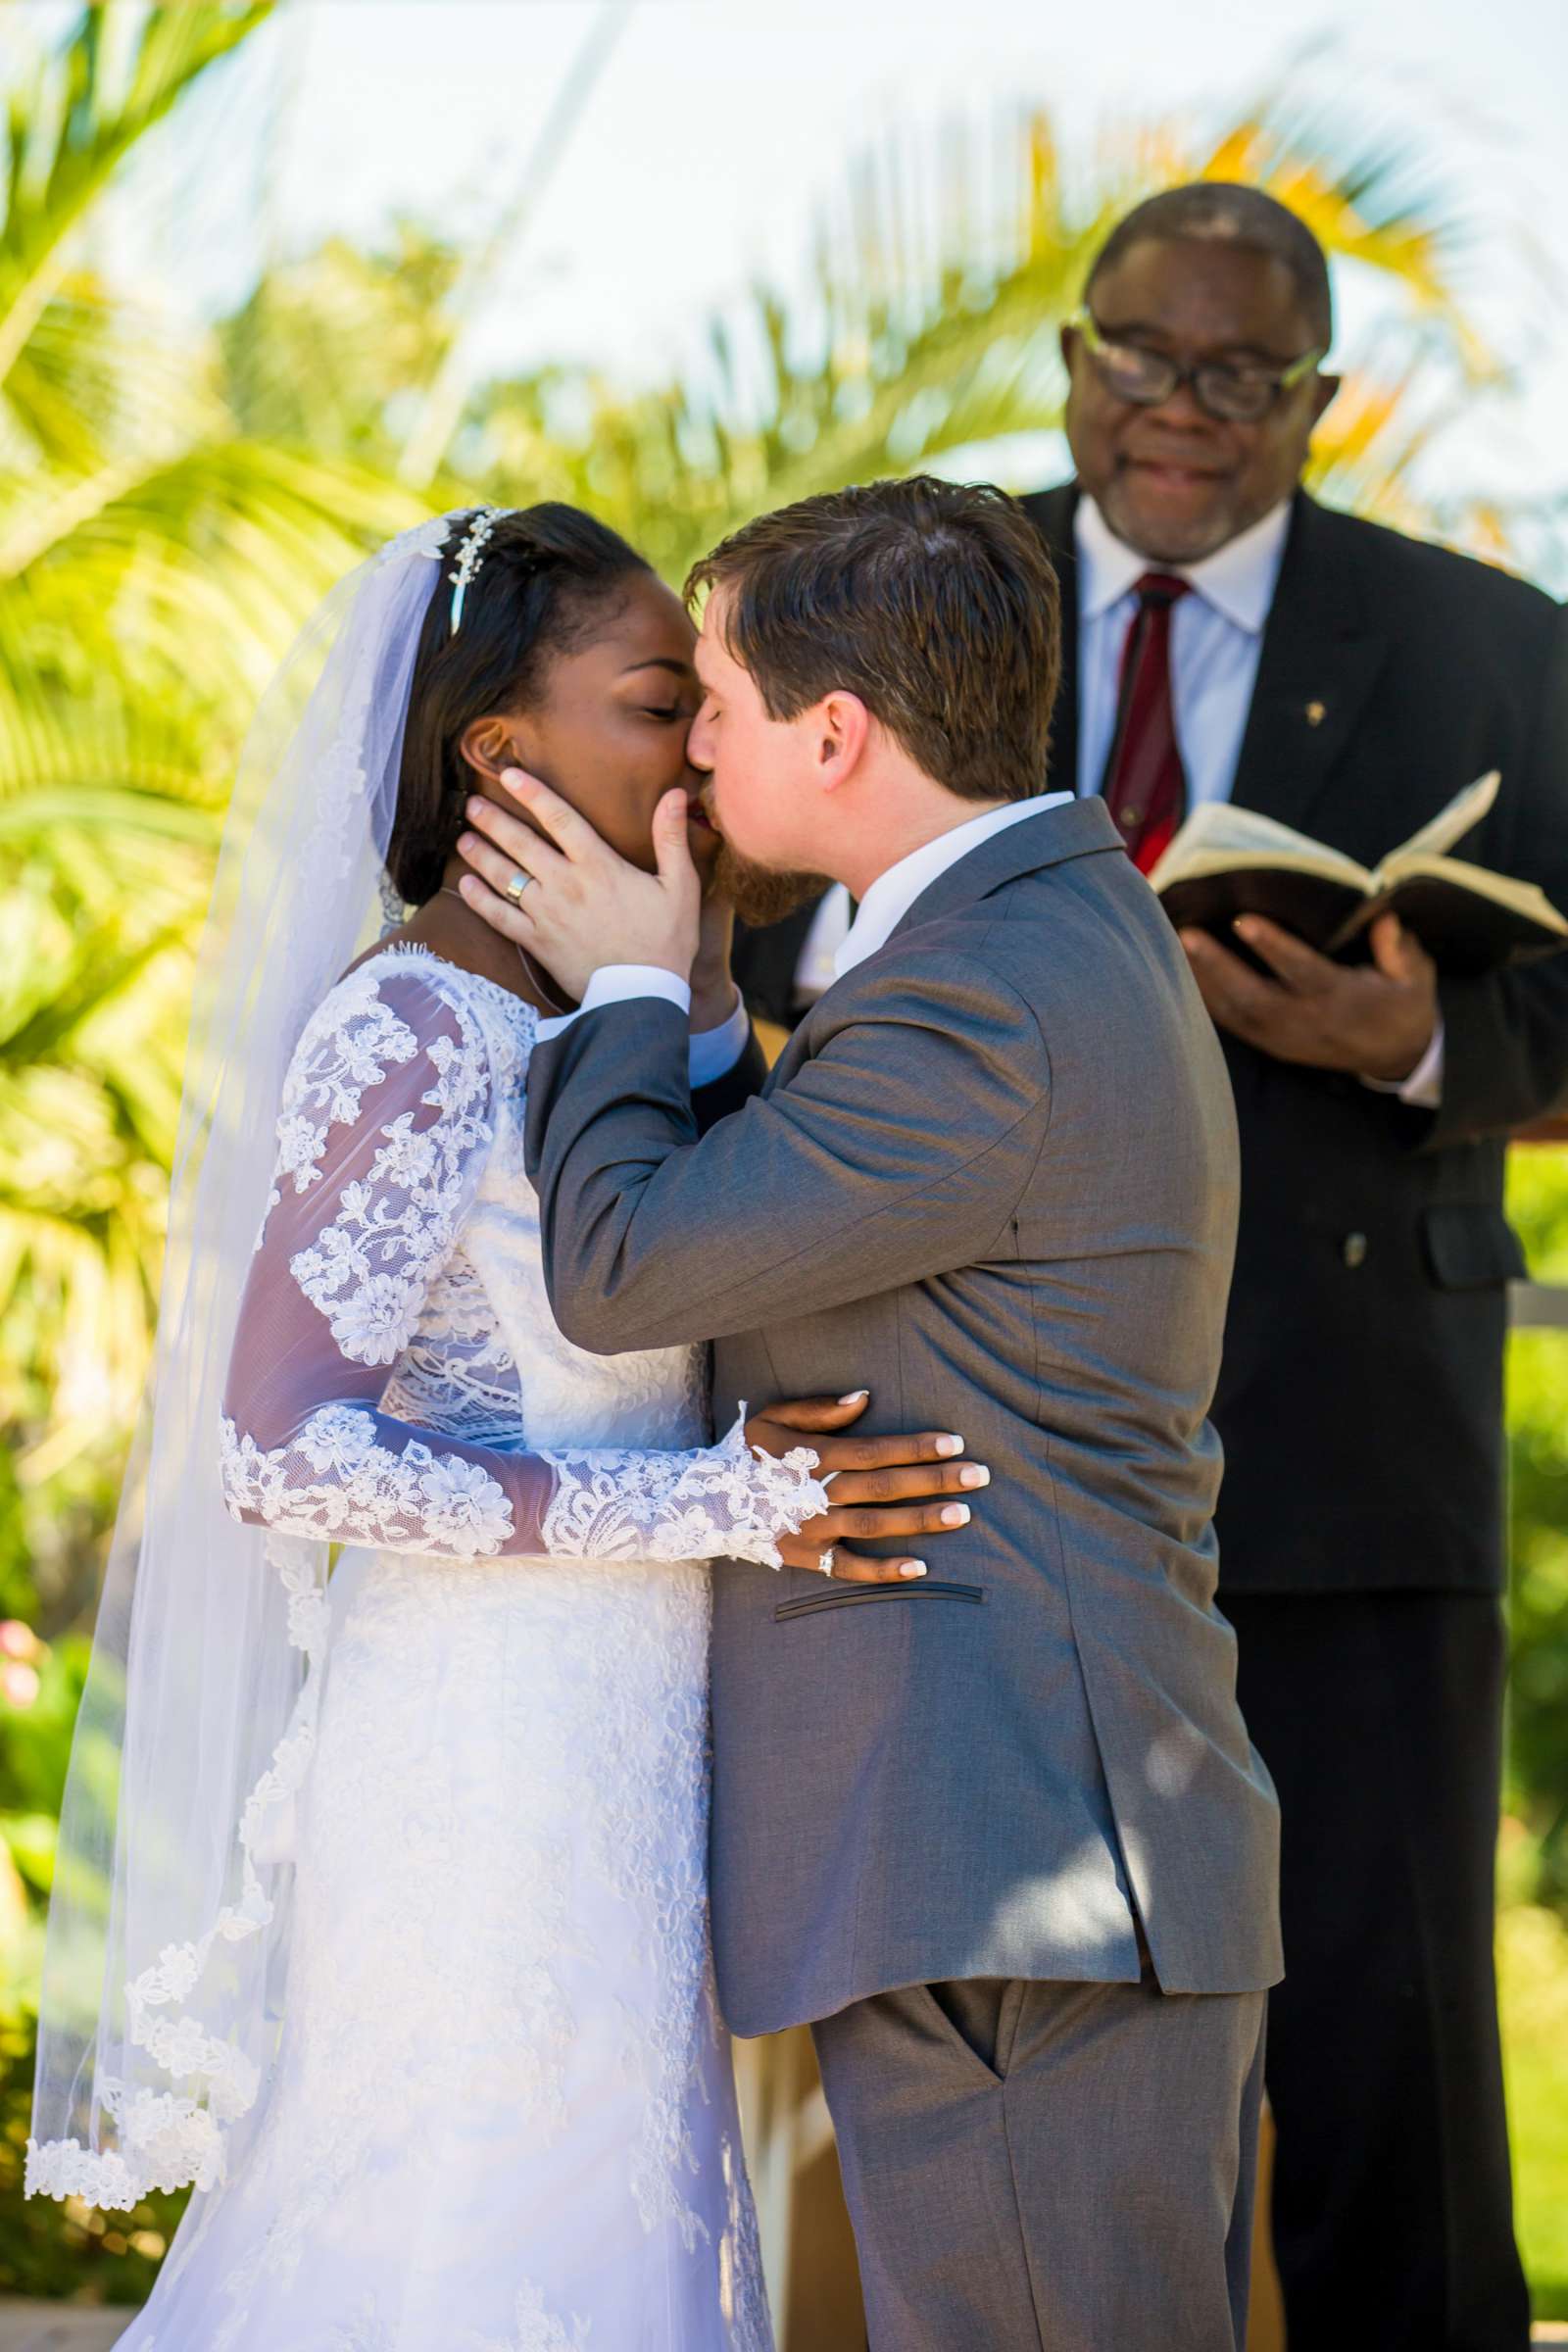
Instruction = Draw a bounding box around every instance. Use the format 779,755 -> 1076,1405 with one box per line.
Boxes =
1011,483 -> 1568,1594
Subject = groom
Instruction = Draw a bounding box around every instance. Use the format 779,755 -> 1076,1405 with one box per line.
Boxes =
460,477 -> 1280,2348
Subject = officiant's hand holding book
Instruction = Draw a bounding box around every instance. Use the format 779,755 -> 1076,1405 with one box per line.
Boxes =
1147,771 -> 1567,975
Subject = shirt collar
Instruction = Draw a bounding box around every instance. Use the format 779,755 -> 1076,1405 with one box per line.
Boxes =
1075,493 -> 1291,635
834,792 -> 1073,981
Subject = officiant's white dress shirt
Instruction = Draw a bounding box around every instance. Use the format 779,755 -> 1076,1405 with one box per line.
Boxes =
1074,494 -> 1288,809
1073,494 -> 1444,1108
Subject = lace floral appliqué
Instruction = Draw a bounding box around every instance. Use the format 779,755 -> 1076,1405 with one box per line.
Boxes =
540,1410 -> 828,1571
220,1407 -> 515,1560
286,994 -> 491,1363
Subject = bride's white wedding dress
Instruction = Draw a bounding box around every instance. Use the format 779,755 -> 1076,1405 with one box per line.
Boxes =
115,945 -> 826,2352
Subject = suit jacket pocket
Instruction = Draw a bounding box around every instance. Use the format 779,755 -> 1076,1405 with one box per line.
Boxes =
1420,1202 -> 1527,1291
774,1580 -> 986,1622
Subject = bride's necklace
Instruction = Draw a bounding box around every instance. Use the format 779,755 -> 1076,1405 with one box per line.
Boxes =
437,885 -> 572,1016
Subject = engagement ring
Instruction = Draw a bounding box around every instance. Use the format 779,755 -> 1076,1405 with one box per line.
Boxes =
818,1546 -> 836,1578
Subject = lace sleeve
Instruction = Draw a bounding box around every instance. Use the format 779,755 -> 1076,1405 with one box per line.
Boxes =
220,964 -> 831,1568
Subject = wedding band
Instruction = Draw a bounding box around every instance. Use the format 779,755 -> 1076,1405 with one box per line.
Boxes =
818,1546 -> 836,1578
505,869 -> 532,905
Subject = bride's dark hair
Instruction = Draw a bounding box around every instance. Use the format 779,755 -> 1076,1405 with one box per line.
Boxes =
389,504 -> 651,906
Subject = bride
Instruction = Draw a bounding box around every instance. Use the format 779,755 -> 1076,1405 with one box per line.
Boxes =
25,507 -> 987,2349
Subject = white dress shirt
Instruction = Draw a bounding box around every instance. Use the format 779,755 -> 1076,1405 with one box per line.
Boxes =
1074,494 -> 1444,1109
1075,494 -> 1289,810
792,883 -> 856,1002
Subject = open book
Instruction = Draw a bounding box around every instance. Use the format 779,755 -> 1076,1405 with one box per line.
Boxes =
1147,771 -> 1568,974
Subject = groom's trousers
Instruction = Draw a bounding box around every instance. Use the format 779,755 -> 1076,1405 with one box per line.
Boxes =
811,1966 -> 1267,2351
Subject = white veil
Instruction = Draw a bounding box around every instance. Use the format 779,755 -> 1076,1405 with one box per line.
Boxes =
27,513 -> 465,2209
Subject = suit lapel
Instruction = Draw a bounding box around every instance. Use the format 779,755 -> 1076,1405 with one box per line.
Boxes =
889,798 -> 1121,944
764,798 -> 1121,1095
1230,491 -> 1388,837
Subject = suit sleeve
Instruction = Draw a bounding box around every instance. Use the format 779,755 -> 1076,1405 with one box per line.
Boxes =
523,956 -> 1050,1354
1427,601 -> 1568,1146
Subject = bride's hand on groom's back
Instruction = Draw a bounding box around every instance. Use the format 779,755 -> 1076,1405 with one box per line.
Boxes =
745,1394 -> 990,1583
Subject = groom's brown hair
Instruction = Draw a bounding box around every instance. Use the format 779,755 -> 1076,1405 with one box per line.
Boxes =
686,476 -> 1060,805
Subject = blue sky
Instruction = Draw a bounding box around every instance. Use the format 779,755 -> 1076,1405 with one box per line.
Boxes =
20,0 -> 1568,578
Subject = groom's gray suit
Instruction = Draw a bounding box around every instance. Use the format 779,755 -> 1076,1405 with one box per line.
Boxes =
525,796 -> 1281,2350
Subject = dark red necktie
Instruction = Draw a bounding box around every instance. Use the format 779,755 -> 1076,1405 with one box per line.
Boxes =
1102,572 -> 1191,875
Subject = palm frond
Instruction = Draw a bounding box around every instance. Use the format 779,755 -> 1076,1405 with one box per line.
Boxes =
0,2 -> 272,397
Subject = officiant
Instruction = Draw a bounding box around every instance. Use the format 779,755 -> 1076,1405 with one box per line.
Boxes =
735,182 -> 1568,2349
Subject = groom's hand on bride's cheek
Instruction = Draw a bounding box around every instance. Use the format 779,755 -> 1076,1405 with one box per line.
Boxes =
746,1395 -> 992,1584
457,769 -> 702,998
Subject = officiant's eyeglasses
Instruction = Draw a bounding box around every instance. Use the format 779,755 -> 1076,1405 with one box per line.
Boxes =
1071,309 -> 1326,424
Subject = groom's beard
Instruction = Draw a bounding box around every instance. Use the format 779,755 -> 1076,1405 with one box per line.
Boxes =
712,840 -> 827,929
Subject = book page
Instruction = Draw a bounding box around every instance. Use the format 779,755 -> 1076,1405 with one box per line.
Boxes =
1373,770 -> 1500,883
1148,801 -> 1372,897
1373,854 -> 1567,935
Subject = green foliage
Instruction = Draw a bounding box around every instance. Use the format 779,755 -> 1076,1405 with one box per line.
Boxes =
1504,1150 -> 1568,1912
221,221 -> 463,460
1498,1901 -> 1568,2320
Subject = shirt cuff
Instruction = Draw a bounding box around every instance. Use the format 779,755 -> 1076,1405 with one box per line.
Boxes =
688,988 -> 751,1088
535,965 -> 694,1049
1360,1018 -> 1445,1109
533,959 -> 691,1044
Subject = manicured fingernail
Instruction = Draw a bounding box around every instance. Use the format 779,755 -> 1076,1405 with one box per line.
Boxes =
466,797 -> 486,818
458,831 -> 478,853
839,1391 -> 868,1405
936,1435 -> 963,1457
457,875 -> 477,898
958,1465 -> 990,1489
941,1503 -> 970,1527
901,1561 -> 928,1579
500,767 -> 527,790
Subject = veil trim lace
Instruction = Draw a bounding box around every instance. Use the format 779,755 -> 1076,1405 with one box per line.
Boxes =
25,1529 -> 328,2207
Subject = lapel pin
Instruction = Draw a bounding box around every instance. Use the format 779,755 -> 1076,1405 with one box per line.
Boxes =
1305,699 -> 1327,727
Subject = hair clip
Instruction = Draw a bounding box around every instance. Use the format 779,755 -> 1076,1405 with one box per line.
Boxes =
448,507 -> 505,636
